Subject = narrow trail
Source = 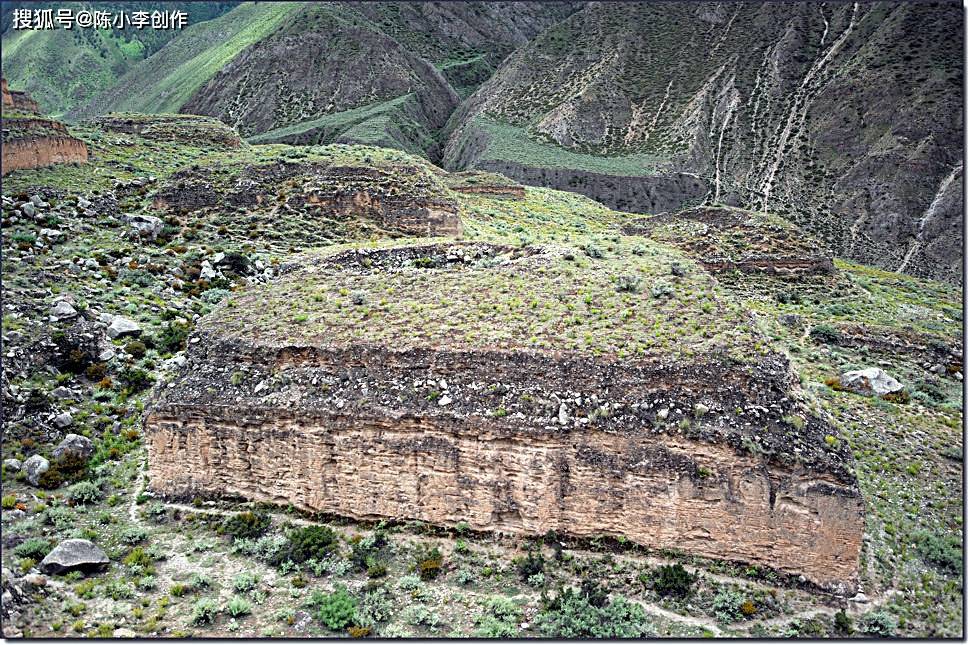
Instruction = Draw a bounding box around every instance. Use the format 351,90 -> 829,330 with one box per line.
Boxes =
149,499 -> 873,635
128,456 -> 148,524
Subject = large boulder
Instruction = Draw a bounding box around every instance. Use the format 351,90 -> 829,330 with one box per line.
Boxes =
106,316 -> 141,339
39,539 -> 109,575
50,301 -> 77,321
839,368 -> 904,397
122,213 -> 164,240
21,455 -> 49,486
52,434 -> 94,461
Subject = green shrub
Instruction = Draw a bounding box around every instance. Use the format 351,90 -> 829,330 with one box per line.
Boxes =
473,596 -> 523,638
858,610 -> 896,637
712,589 -> 746,623
1,494 -> 16,509
538,586 -> 650,637
122,547 -> 153,569
651,563 -> 695,598
124,340 -> 147,358
13,537 -> 52,560
317,585 -> 357,631
221,511 -> 271,541
834,610 -> 852,634
232,571 -> 259,592
226,596 -> 252,618
809,323 -> 843,344
191,598 -> 219,625
515,547 -> 545,581
913,529 -> 962,574
156,321 -> 191,354
281,525 -> 339,565
66,480 -> 102,505
414,544 -> 443,580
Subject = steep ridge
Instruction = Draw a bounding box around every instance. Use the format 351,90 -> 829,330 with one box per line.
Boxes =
443,1 -> 963,284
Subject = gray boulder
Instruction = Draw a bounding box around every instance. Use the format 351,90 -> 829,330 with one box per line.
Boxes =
53,412 -> 73,429
52,434 -> 94,461
3,459 -> 21,472
50,301 -> 78,320
839,368 -> 903,397
22,455 -> 49,486
122,213 -> 164,240
39,539 -> 109,575
106,316 -> 141,339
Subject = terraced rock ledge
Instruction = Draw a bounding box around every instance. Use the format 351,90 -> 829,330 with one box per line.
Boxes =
145,242 -> 864,593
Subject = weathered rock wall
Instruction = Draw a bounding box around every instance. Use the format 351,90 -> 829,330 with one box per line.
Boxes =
145,340 -> 863,592
146,404 -> 862,592
1,136 -> 88,176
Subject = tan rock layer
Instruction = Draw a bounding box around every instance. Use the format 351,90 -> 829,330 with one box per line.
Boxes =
146,406 -> 863,593
1,136 -> 88,176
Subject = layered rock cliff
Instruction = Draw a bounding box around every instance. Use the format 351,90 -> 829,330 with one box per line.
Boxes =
145,241 -> 865,592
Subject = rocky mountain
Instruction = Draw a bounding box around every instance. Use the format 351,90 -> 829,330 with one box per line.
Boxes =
443,1 -> 963,284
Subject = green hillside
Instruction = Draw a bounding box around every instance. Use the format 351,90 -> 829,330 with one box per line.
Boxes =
0,2 -> 237,117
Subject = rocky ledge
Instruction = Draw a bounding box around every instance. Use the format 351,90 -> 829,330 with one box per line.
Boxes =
145,243 -> 864,593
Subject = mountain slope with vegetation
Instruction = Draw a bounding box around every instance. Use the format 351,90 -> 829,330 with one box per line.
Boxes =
0,1 -> 238,117
443,1 -> 963,284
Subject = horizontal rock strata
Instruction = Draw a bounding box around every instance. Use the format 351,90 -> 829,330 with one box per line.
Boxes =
146,339 -> 864,593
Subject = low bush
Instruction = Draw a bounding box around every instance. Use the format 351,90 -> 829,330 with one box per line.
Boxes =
280,525 -> 339,565
316,585 -> 357,631
414,544 -> 443,581
221,511 -> 271,542
13,537 -> 52,560
651,563 -> 695,599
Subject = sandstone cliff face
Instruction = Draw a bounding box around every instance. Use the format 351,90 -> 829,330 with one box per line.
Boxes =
146,331 -> 864,593
1,135 -> 88,176
1,111 -> 88,176
444,2 -> 963,284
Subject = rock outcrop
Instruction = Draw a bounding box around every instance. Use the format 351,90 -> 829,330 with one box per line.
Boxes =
145,242 -> 865,593
1,80 -> 88,176
1,78 -> 39,114
622,206 -> 836,276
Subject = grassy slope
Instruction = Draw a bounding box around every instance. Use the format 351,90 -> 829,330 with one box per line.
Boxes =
247,95 -> 412,144
0,116 -> 962,636
468,117 -> 667,176
68,2 -> 300,119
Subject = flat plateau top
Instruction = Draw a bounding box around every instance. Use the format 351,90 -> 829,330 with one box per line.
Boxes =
202,238 -> 765,363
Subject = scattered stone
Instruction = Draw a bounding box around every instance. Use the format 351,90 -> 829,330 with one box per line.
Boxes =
50,301 -> 77,320
21,203 -> 36,218
558,402 -> 569,425
850,592 -> 869,603
53,412 -> 73,428
51,386 -> 72,399
656,407 -> 670,420
39,539 -> 109,575
22,455 -> 49,486
694,403 -> 710,416
778,313 -> 803,328
106,315 -> 141,339
3,459 -> 21,472
52,433 -> 94,461
122,213 -> 164,240
839,368 -> 903,397
113,628 -> 137,638
438,395 -> 453,407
